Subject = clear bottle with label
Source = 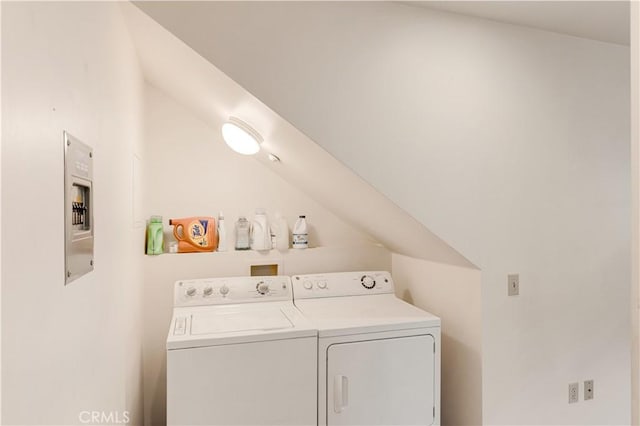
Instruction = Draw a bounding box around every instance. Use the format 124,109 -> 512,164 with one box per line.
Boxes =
235,216 -> 250,251
292,215 -> 308,249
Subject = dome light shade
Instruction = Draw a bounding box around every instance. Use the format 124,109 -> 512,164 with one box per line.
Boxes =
221,118 -> 262,155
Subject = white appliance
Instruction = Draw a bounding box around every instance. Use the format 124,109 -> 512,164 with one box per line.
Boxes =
292,271 -> 441,426
166,276 -> 317,426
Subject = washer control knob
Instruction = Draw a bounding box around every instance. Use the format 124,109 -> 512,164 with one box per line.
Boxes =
361,275 -> 376,289
203,286 -> 213,296
219,285 -> 230,296
303,281 -> 313,290
256,281 -> 270,295
317,280 -> 327,289
186,287 -> 197,297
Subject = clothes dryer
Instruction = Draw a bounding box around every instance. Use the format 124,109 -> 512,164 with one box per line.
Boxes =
292,271 -> 441,426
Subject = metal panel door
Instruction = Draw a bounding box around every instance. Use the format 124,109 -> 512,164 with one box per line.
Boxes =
327,334 -> 435,426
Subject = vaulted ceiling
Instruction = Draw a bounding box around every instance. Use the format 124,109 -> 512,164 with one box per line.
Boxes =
406,1 -> 629,45
121,2 -> 476,267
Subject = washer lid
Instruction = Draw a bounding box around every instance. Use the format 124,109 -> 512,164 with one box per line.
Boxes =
191,308 -> 293,335
167,302 -> 317,350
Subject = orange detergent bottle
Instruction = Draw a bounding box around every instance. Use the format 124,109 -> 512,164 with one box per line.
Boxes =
169,217 -> 218,253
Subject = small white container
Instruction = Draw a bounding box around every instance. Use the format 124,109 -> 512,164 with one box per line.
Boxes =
292,215 -> 308,249
251,208 -> 271,251
274,213 -> 289,251
217,212 -> 226,252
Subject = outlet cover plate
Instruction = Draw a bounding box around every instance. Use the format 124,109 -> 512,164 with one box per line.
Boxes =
569,382 -> 579,404
508,274 -> 519,296
584,380 -> 594,400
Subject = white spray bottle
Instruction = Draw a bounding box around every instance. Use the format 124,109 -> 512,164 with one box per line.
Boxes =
217,212 -> 227,252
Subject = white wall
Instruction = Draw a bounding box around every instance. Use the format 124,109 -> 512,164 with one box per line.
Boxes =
2,3 -> 144,425
143,87 -> 378,250
392,254 -> 482,425
1,1 -> 4,421
632,1 -> 639,423
141,85 -> 391,425
137,3 -> 631,424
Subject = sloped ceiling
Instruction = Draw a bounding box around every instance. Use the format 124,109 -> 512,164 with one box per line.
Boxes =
120,3 -> 475,268
130,0 -> 630,271
406,1 -> 629,45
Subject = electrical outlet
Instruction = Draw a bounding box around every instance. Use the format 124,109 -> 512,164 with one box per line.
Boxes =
584,380 -> 594,400
508,274 -> 519,296
569,382 -> 579,404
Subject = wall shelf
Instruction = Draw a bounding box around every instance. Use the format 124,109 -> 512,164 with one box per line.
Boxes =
144,244 -> 391,282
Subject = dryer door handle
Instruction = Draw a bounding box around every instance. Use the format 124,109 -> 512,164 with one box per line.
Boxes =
333,375 -> 349,413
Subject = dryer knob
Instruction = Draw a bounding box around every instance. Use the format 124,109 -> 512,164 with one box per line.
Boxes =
361,275 -> 376,289
219,285 -> 230,296
317,280 -> 327,289
303,280 -> 313,290
203,286 -> 213,296
256,281 -> 270,295
186,287 -> 197,297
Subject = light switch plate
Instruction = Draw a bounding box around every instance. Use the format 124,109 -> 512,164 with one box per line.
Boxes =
508,274 -> 519,296
569,382 -> 579,404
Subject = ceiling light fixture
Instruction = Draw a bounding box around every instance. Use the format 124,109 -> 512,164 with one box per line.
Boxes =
221,117 -> 263,155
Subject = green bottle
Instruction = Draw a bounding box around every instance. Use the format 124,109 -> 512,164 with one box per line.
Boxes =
147,216 -> 164,255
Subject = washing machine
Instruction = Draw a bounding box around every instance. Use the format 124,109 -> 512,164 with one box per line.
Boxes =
292,271 -> 441,426
166,275 -> 317,426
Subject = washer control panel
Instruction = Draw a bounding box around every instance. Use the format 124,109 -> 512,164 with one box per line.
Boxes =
292,271 -> 393,299
174,276 -> 292,307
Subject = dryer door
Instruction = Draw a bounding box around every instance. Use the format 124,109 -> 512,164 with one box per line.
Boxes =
326,334 -> 435,426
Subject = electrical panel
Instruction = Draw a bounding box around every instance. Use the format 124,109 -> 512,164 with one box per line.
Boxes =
64,131 -> 94,284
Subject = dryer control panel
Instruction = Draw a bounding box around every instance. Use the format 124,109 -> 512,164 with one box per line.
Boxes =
292,271 -> 394,299
174,275 -> 292,307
